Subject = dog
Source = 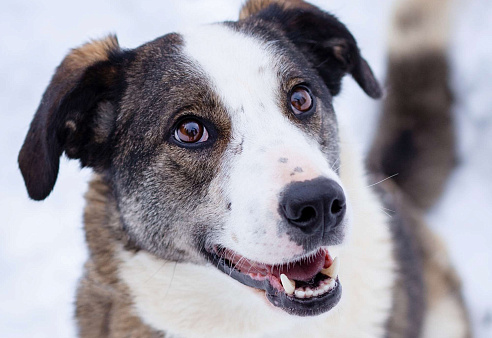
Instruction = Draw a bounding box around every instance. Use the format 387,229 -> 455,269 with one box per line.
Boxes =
18,0 -> 470,337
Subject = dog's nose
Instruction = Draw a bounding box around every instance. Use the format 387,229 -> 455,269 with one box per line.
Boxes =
280,178 -> 346,236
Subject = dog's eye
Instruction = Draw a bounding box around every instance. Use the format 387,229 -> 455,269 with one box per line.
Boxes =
290,86 -> 313,115
174,119 -> 209,144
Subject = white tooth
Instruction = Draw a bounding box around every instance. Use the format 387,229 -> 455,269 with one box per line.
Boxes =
323,283 -> 330,291
280,274 -> 295,295
305,289 -> 313,297
321,256 -> 340,279
327,278 -> 336,290
295,290 -> 305,298
313,289 -> 320,297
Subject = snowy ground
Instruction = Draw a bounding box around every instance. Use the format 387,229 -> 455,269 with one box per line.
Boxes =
1,0 -> 490,337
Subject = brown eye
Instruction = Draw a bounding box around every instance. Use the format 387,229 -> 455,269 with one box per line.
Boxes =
174,119 -> 209,144
290,86 -> 313,115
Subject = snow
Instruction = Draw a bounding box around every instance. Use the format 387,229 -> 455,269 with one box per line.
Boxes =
0,0 -> 490,337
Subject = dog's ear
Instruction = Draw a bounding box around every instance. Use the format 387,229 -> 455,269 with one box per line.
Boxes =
18,35 -> 126,200
240,0 -> 382,98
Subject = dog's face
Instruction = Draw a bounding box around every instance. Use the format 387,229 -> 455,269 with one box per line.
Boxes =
19,0 -> 381,317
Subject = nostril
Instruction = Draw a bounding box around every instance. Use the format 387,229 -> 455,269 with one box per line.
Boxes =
330,199 -> 344,215
295,206 -> 317,224
280,178 -> 346,235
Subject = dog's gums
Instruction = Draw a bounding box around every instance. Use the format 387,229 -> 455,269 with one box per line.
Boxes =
205,246 -> 342,316
16,0 -> 470,334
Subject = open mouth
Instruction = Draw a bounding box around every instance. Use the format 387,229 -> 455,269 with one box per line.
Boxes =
205,246 -> 341,316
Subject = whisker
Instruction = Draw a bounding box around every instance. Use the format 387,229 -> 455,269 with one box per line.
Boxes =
366,174 -> 399,188
333,163 -> 343,173
330,158 -> 340,171
163,261 -> 178,299
145,261 -> 168,283
380,208 -> 393,218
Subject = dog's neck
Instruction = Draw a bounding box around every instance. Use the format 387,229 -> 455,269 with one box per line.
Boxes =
82,174 -> 130,283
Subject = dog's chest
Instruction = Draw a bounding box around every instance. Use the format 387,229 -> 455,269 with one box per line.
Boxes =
116,136 -> 396,338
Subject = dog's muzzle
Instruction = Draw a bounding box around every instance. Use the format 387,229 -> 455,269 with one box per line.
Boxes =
203,178 -> 347,316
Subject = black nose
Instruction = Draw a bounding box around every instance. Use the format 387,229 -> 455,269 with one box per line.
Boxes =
280,178 -> 346,236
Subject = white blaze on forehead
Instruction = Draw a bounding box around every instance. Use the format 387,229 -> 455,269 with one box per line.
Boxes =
182,24 -> 282,114
117,27 -> 393,337
182,24 -> 343,263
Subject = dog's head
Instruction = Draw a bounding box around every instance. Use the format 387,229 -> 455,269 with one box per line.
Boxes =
19,0 -> 381,317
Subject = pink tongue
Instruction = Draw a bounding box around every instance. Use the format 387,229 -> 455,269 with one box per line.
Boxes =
271,250 -> 325,282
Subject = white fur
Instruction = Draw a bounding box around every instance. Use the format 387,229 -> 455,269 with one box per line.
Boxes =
118,126 -> 396,338
422,294 -> 468,338
117,24 -> 395,338
182,24 -> 345,264
388,0 -> 450,57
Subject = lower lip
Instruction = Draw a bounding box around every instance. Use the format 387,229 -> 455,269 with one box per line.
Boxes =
205,249 -> 342,316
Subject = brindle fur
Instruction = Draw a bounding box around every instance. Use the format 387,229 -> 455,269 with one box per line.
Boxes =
367,0 -> 470,335
76,177 -> 163,337
18,0 -> 469,337
367,53 -> 454,211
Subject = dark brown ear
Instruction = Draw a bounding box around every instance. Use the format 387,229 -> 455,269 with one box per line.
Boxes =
240,0 -> 382,98
18,35 -> 127,200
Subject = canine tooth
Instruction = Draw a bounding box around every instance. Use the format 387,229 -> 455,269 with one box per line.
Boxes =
295,290 -> 305,298
280,274 -> 295,295
321,256 -> 340,279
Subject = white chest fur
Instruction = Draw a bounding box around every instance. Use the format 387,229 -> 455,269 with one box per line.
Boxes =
117,129 -> 396,338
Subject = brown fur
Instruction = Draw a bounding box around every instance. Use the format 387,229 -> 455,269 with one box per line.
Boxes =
418,221 -> 471,338
366,0 -> 469,334
239,0 -> 315,20
75,174 -> 470,337
368,0 -> 454,211
376,178 -> 471,337
65,36 -> 119,71
75,175 -> 163,337
367,53 -> 455,210
18,0 -> 470,336
18,35 -> 122,201
374,179 -> 425,337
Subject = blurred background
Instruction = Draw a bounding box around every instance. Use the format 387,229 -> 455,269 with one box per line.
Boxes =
0,0 -> 491,337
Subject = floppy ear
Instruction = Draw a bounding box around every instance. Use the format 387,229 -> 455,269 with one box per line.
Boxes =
240,0 -> 382,98
18,35 -> 126,200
